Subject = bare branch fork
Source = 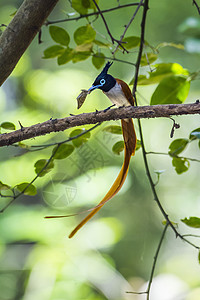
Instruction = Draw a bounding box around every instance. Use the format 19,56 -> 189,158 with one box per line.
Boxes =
0,102 -> 199,147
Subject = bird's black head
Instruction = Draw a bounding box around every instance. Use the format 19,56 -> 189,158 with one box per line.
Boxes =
88,62 -> 116,93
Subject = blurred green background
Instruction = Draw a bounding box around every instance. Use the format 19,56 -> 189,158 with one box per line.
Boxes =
0,0 -> 200,299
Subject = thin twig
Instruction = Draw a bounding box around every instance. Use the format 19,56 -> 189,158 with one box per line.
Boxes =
131,0 -> 199,251
92,0 -> 128,53
112,0 -> 144,55
146,223 -> 169,299
126,223 -> 169,299
0,124 -> 100,211
45,3 -> 143,25
146,151 -> 200,163
193,0 -> 200,14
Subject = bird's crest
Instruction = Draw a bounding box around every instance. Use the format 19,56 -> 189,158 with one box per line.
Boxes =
101,61 -> 113,75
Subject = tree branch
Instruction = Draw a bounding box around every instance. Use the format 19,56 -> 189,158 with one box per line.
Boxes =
0,0 -> 59,86
0,102 -> 199,147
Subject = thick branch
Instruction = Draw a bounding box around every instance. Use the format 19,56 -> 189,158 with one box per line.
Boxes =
0,102 -> 199,147
0,0 -> 59,86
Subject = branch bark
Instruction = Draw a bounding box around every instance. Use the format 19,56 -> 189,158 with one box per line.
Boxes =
0,0 -> 59,86
0,102 -> 199,147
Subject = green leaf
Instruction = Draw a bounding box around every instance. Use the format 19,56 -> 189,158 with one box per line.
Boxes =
70,129 -> 91,147
157,42 -> 184,50
74,25 -> 96,45
135,139 -> 142,151
34,159 -> 54,177
112,141 -> 124,155
43,45 -> 64,58
72,0 -> 98,14
198,251 -> 200,264
169,138 -> 189,156
92,53 -> 105,69
103,125 -> 122,135
75,43 -> 93,52
93,40 -> 110,48
1,122 -> 15,130
16,182 -> 37,196
57,48 -> 73,65
53,144 -> 74,159
72,0 -> 88,14
131,63 -> 189,86
72,51 -> 91,63
172,157 -> 190,174
189,127 -> 200,140
150,75 -> 190,105
122,36 -> 141,49
140,53 -> 158,66
49,26 -> 70,46
0,181 -> 11,191
181,217 -> 200,228
18,142 -> 30,149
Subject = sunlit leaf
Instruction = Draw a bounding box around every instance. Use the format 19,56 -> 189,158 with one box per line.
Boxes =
52,144 -> 74,159
122,36 -> 140,49
72,51 -> 91,63
103,125 -> 122,134
131,63 -> 189,85
34,159 -> 54,177
74,25 -> 96,45
75,43 -> 93,52
16,182 -> 37,196
18,142 -> 30,149
70,129 -> 91,147
0,181 -> 11,191
57,48 -> 73,65
189,127 -> 200,140
43,45 -> 64,58
92,53 -> 105,69
181,217 -> 200,228
72,0 -> 98,14
72,0 -> 88,14
112,141 -> 124,155
169,138 -> 189,156
93,39 -> 110,48
172,157 -> 190,174
157,42 -> 184,50
150,75 -> 190,105
1,122 -> 15,130
49,26 -> 70,46
140,53 -> 158,66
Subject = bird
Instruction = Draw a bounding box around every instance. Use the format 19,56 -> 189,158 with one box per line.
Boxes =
68,62 -> 137,238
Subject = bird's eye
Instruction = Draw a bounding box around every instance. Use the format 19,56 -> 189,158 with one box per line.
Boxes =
100,79 -> 106,85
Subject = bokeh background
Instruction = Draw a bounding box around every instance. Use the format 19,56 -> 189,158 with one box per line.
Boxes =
0,0 -> 200,299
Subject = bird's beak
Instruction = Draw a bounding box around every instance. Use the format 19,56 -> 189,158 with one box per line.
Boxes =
88,84 -> 102,94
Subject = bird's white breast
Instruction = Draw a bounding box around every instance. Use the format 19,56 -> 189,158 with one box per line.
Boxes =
104,82 -> 130,107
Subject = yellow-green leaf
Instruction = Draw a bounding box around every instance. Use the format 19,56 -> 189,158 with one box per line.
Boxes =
1,122 -> 16,130
112,141 -> 124,155
150,75 -> 190,105
74,25 -> 96,45
52,144 -> 74,159
34,159 -> 54,177
70,129 -> 90,147
16,182 -> 37,196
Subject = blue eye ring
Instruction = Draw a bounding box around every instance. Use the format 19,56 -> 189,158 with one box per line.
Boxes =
100,79 -> 106,85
